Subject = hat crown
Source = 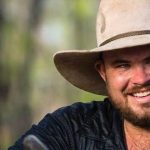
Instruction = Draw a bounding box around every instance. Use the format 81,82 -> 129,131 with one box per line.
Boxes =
96,0 -> 150,47
54,0 -> 150,95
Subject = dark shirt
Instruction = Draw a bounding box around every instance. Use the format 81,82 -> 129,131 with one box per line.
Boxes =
8,98 -> 126,150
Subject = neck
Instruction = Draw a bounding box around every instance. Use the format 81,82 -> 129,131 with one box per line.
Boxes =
124,120 -> 150,150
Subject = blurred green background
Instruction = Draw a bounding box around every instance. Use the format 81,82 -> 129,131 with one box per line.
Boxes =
0,0 -> 104,149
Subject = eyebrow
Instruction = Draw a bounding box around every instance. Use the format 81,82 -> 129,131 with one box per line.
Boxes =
111,59 -> 130,66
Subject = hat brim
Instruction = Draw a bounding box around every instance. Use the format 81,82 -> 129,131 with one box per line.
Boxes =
53,34 -> 150,95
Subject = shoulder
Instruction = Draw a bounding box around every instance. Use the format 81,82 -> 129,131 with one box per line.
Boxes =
39,98 -> 114,131
34,98 -> 120,143
53,98 -> 113,119
8,99 -> 120,150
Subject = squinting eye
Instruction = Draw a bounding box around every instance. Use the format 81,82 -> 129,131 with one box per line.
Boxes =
116,64 -> 130,69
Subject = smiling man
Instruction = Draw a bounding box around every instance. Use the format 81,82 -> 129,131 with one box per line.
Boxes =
97,46 -> 150,129
96,46 -> 150,149
9,0 -> 150,150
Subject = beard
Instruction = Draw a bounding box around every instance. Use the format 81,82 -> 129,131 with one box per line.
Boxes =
106,84 -> 150,130
114,101 -> 150,130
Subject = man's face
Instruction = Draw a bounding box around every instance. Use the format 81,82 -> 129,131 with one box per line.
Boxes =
97,45 -> 150,129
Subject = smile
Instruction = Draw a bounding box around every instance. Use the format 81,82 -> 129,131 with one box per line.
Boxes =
132,90 -> 150,97
128,89 -> 150,104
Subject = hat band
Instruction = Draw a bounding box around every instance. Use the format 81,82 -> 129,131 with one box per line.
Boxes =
99,30 -> 150,46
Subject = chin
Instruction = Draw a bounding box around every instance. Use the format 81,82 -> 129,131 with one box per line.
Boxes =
121,106 -> 150,130
109,92 -> 150,130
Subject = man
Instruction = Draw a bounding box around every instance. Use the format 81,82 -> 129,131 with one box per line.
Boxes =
9,0 -> 150,149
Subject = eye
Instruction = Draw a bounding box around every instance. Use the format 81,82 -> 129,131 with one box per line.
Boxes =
115,63 -> 130,69
112,60 -> 131,70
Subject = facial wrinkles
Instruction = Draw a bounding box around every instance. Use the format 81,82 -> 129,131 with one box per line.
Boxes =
104,47 -> 150,128
107,84 -> 150,129
123,80 -> 150,96
120,60 -> 150,99
106,58 -> 150,99
104,78 -> 150,130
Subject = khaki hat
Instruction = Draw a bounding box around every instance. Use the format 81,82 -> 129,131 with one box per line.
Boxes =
53,0 -> 150,95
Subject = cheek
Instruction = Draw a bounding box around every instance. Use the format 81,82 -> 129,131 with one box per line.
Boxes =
106,71 -> 130,92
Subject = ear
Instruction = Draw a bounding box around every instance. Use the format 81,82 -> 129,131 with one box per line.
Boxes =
95,60 -> 106,82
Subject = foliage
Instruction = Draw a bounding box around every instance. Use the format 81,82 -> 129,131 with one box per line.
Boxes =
0,0 -> 102,149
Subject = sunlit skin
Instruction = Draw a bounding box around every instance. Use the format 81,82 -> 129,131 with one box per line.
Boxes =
96,45 -> 150,149
96,45 -> 150,128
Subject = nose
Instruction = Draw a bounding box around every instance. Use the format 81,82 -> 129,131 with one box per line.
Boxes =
131,65 -> 149,85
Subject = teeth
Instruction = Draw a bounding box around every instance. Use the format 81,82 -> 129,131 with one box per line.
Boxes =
133,90 -> 150,97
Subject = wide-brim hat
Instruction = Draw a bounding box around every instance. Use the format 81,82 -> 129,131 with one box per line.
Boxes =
53,0 -> 150,95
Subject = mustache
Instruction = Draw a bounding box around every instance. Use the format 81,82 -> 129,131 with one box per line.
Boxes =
124,81 -> 150,94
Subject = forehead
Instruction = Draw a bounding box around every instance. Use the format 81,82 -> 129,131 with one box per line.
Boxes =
103,45 -> 150,60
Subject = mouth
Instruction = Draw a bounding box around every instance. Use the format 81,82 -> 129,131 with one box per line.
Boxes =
128,89 -> 150,104
132,90 -> 150,97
